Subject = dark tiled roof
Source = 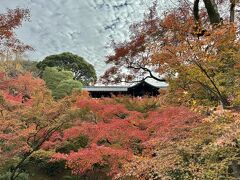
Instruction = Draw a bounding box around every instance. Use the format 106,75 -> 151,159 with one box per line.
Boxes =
83,80 -> 168,92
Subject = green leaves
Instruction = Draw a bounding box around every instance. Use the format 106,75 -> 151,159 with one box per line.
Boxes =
53,79 -> 82,100
42,67 -> 73,91
42,67 -> 82,99
37,52 -> 97,85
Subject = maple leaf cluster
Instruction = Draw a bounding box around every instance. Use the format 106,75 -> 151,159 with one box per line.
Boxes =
0,8 -> 33,58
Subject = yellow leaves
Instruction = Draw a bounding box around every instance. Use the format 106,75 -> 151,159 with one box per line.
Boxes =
31,149 -> 55,160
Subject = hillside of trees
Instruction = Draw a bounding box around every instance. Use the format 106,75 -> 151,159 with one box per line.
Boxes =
1,0 -> 240,179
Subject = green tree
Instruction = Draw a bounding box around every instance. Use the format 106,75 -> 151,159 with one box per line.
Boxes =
53,79 -> 82,99
42,67 -> 82,99
37,52 -> 97,85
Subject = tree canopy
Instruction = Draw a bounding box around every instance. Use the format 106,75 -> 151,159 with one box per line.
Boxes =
42,67 -> 82,99
2,1 -> 240,179
0,8 -> 33,60
37,52 -> 97,85
102,0 -> 240,108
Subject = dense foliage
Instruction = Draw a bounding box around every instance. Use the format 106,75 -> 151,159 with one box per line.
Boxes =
37,52 -> 97,85
1,75 -> 240,179
1,1 -> 240,180
0,76 -> 202,178
102,0 -> 240,108
0,8 -> 33,59
42,67 -> 82,99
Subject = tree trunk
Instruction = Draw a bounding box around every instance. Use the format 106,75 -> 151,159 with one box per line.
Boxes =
194,0 -> 200,22
230,0 -> 236,22
194,0 -> 221,25
203,0 -> 221,24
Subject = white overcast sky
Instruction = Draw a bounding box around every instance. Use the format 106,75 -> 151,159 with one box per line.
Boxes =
0,0 -> 170,76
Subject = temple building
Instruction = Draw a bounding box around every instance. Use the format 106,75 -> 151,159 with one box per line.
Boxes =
82,80 -> 167,98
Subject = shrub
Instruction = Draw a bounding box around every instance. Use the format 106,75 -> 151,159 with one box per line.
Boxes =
56,135 -> 89,153
29,150 -> 65,177
0,172 -> 29,180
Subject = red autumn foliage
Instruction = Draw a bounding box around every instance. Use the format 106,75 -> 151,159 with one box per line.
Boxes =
101,0 -> 211,83
143,107 -> 201,149
8,73 -> 45,94
0,8 -> 29,38
52,143 -> 132,176
64,119 -> 149,147
101,2 -> 164,84
1,74 -> 203,178
1,69 -> 202,178
75,97 -> 143,122
49,96 -> 202,177
0,8 -> 33,55
2,91 -> 31,105
0,72 -> 45,105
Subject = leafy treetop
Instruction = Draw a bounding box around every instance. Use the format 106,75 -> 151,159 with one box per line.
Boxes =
42,67 -> 82,99
37,52 -> 97,85
0,8 -> 33,59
